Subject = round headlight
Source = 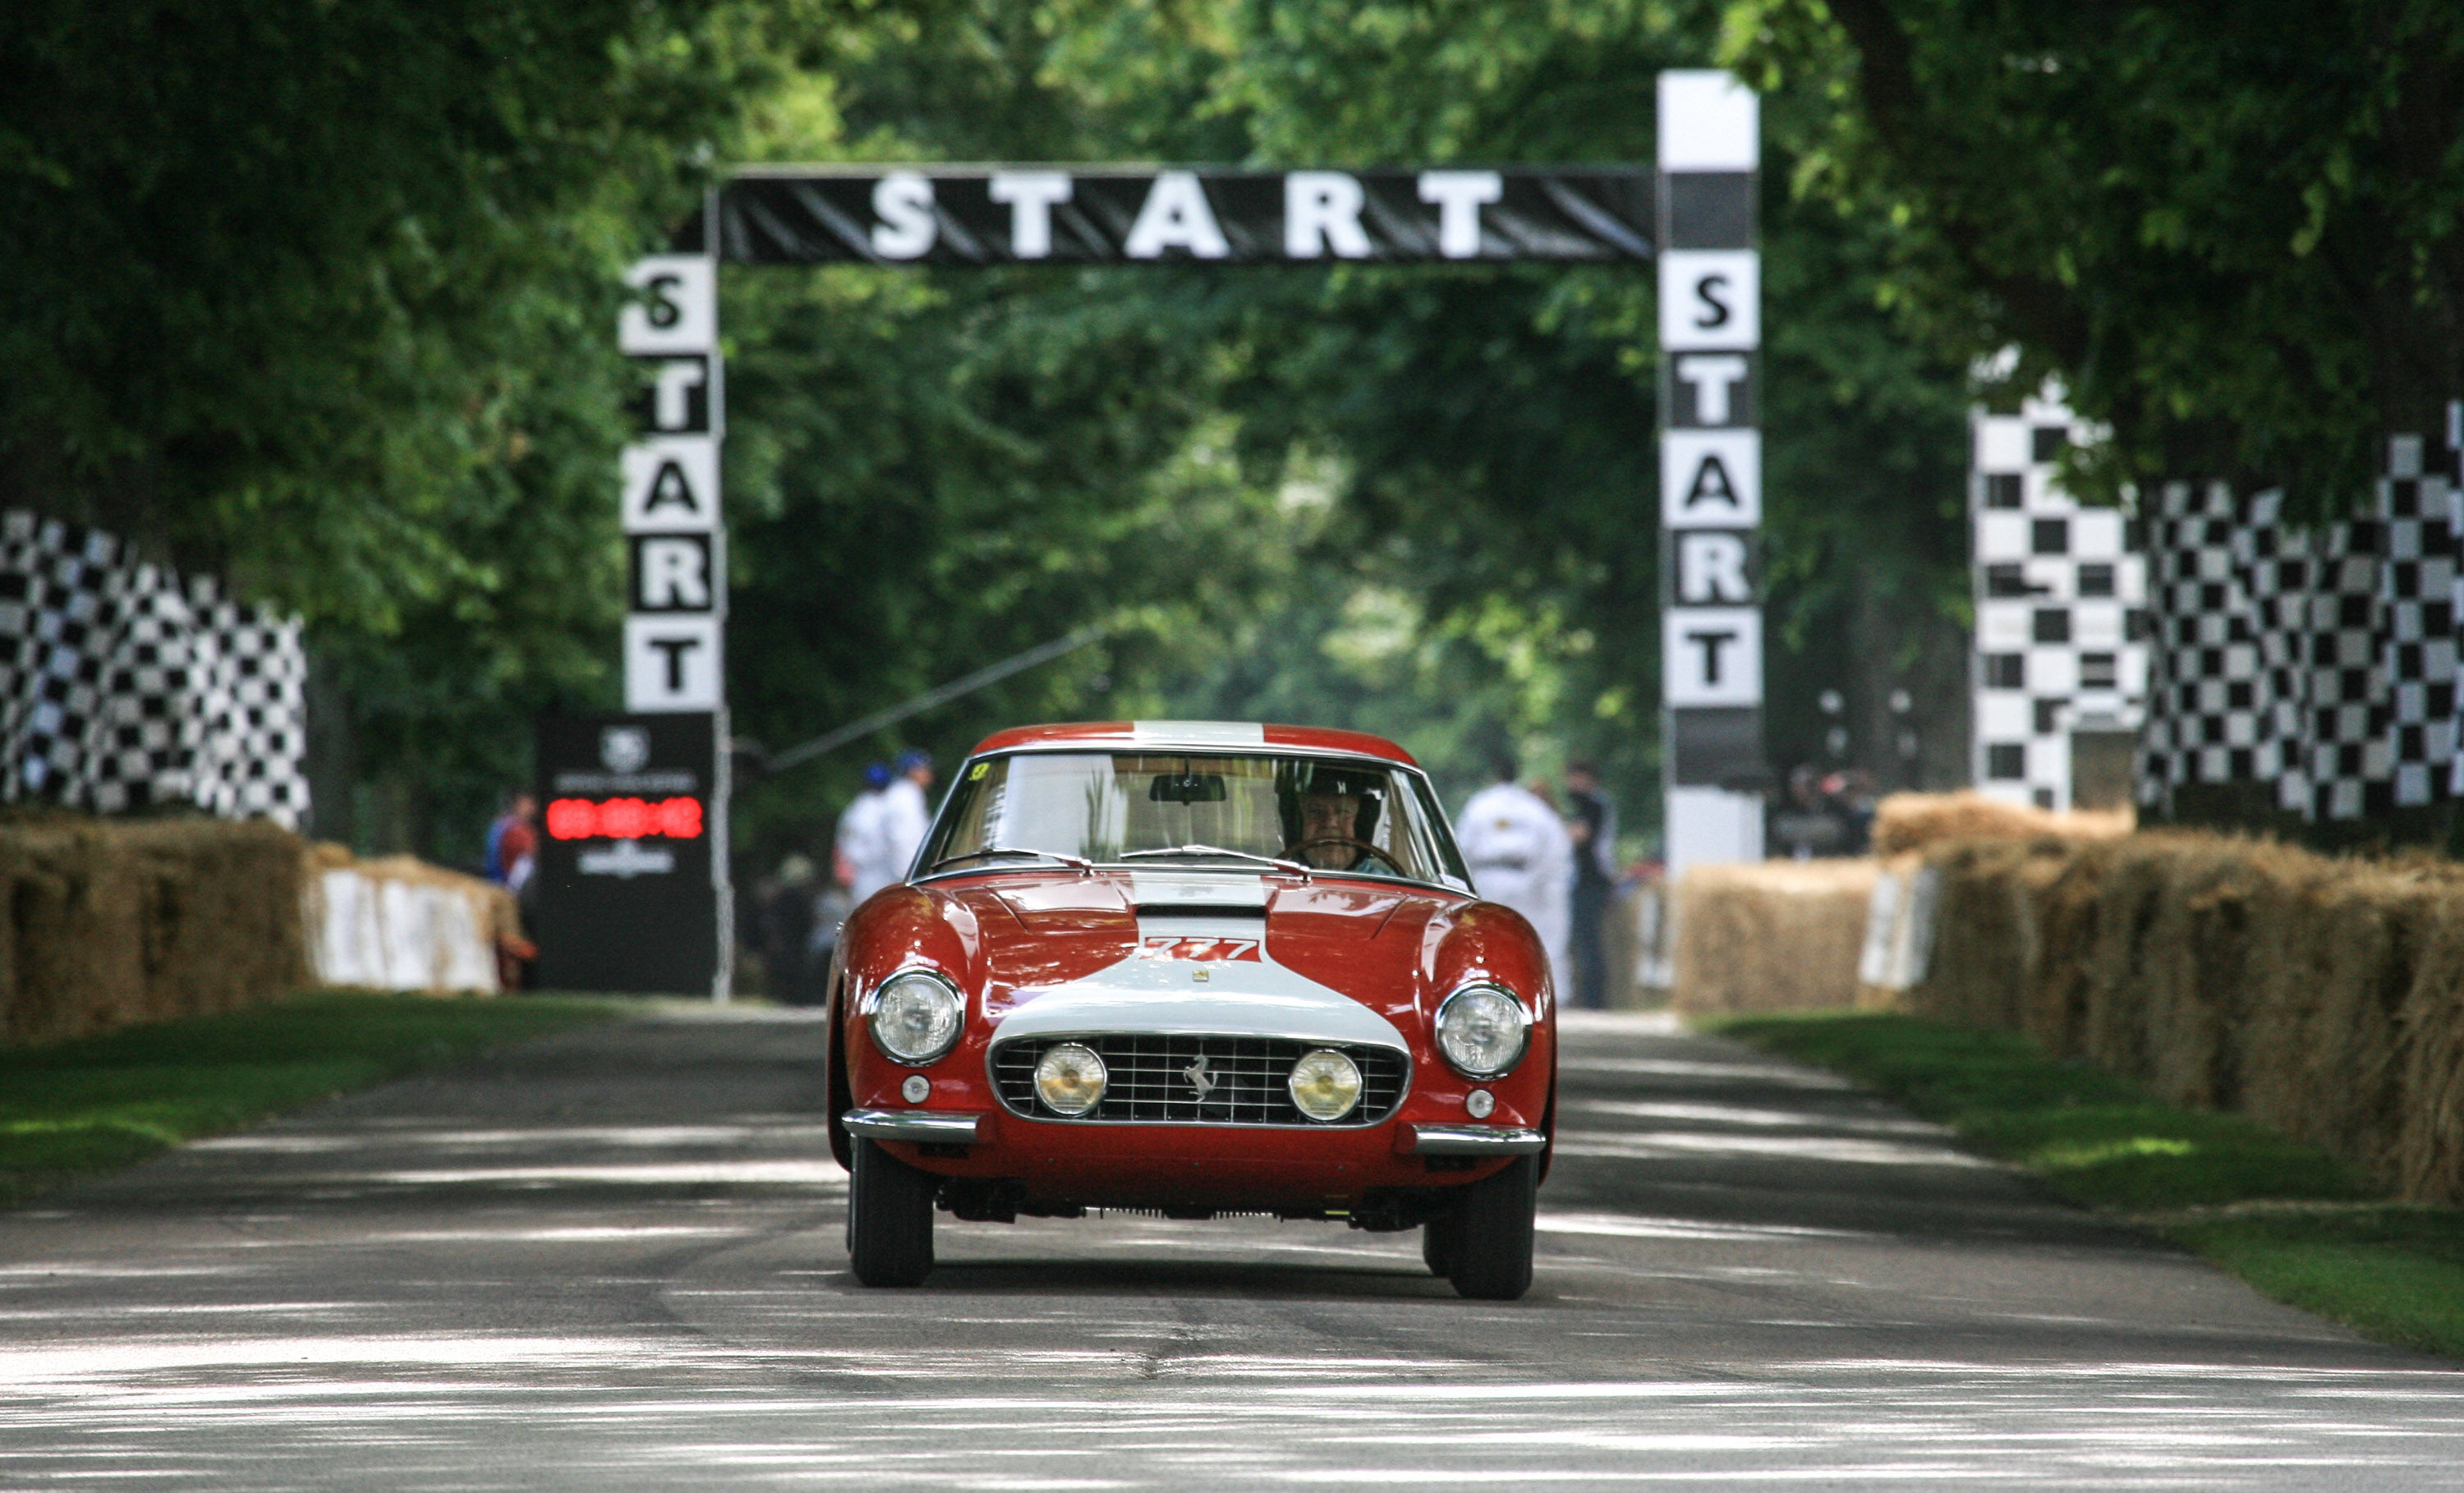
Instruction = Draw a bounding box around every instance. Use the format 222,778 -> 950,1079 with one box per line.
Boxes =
868,971 -> 964,1065
1435,984 -> 1529,1079
1287,1049 -> 1363,1122
1033,1043 -> 1108,1116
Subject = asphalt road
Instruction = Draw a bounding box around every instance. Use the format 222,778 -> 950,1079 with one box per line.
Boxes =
1,1007 -> 2458,1491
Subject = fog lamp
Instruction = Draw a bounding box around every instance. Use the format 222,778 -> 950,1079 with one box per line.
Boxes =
1287,1049 -> 1363,1121
1034,1043 -> 1108,1116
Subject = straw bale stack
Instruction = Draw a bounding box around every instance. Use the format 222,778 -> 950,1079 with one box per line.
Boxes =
0,817 -> 310,1046
0,820 -> 524,1049
1870,791 -> 2131,857
1910,829 -> 2464,1206
2395,894 -> 2464,1203
1670,860 -> 1877,1016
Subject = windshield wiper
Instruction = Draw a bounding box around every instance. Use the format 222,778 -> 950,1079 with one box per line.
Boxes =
1116,843 -> 1312,879
929,846 -> 1094,874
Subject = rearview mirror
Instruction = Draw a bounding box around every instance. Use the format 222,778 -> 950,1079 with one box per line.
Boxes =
1148,773 -> 1227,803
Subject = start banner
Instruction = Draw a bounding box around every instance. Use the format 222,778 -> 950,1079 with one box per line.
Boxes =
697,168 -> 1652,266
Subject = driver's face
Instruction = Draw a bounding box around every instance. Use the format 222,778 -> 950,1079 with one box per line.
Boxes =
1299,792 -> 1358,846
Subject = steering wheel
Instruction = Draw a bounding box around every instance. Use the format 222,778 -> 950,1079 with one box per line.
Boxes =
1288,837 -> 1406,874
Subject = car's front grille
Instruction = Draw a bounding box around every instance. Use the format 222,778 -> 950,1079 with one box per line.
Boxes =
991,1034 -> 1409,1126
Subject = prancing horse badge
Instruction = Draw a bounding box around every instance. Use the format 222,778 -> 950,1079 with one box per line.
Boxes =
1183,1054 -> 1217,1100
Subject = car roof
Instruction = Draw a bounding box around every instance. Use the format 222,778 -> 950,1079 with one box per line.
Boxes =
966,720 -> 1421,768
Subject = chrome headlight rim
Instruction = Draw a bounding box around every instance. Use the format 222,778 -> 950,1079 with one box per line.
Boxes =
1433,981 -> 1530,1080
1286,1047 -> 1363,1122
865,968 -> 967,1066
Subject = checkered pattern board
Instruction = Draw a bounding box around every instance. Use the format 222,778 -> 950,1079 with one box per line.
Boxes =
85,563 -> 204,814
187,577 -> 312,828
0,514 -> 124,806
2136,480 -> 2255,797
0,512 -> 309,829
2380,436 -> 2459,808
1970,393 -> 2149,811
2105,436 -> 2462,822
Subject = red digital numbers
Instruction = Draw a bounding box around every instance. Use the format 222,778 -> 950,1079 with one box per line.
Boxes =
545,797 -> 704,841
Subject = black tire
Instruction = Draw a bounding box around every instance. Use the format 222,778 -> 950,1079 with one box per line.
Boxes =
847,1137 -> 936,1287
1422,1210 -> 1460,1278
1448,1155 -> 1537,1301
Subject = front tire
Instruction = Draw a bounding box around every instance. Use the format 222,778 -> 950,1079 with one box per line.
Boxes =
847,1137 -> 936,1287
1422,1211 -> 1460,1278
1447,1155 -> 1536,1301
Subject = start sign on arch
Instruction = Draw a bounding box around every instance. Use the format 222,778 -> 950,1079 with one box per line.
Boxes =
581,79 -> 1773,997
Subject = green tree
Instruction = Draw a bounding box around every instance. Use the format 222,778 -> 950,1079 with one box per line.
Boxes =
1724,0 -> 2464,511
0,0 -> 836,856
1193,0 -> 1974,814
717,0 -> 1978,862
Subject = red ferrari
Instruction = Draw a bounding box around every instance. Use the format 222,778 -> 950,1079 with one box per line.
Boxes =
824,721 -> 1556,1298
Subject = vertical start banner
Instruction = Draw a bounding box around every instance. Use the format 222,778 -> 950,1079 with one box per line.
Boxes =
1658,72 -> 1767,875
618,253 -> 725,711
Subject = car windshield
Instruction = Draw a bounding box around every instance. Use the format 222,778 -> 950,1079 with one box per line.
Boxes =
919,751 -> 1470,889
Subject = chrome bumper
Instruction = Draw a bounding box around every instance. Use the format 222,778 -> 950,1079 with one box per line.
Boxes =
1404,1123 -> 1548,1155
843,1108 -> 985,1144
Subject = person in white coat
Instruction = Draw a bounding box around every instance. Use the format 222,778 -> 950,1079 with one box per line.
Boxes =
876,748 -> 936,884
834,762 -> 896,904
1455,752 -> 1574,985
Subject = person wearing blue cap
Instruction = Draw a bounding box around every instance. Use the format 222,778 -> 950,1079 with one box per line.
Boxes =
834,762 -> 898,903
879,749 -> 936,888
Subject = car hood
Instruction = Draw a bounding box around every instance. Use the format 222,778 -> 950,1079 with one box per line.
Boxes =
915,868 -> 1487,1044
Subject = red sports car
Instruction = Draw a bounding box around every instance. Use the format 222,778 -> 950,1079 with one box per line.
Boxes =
824,721 -> 1556,1298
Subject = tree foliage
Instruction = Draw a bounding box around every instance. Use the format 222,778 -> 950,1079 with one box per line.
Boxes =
0,0 -> 842,851
6,0 -> 1982,864
1725,0 -> 2464,511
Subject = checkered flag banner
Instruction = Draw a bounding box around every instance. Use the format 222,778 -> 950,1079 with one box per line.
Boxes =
0,511 -> 309,829
2380,435 -> 2461,808
186,577 -> 311,827
2135,480 -> 2251,806
1971,389 -> 2148,812
1983,409 -> 2464,824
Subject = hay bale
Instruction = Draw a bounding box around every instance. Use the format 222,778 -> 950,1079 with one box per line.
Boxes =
1871,791 -> 2131,857
1905,838 -> 2064,1032
1906,825 -> 2464,1204
2396,893 -> 2464,1206
0,818 -> 309,1046
2017,838 -> 2113,1059
1670,860 -> 1877,1015
2232,855 -> 2462,1188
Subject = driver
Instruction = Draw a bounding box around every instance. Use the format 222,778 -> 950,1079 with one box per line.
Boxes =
1287,779 -> 1379,871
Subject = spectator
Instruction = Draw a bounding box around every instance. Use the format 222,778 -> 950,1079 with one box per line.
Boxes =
485,792 -> 538,893
1772,765 -> 1851,859
879,748 -> 935,881
834,762 -> 897,903
483,790 -> 540,991
1455,751 -> 1574,985
1563,759 -> 1618,1009
761,854 -> 821,1004
807,866 -> 856,981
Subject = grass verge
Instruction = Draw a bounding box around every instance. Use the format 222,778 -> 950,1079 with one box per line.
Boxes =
0,990 -> 627,1207
1715,1011 -> 2464,1359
